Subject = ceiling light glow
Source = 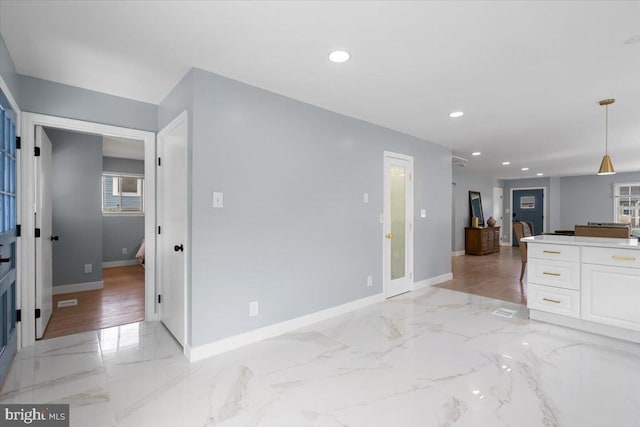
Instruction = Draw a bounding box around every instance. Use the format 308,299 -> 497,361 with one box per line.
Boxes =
472,152 -> 481,156
537,173 -> 543,176
328,50 -> 351,63
521,167 -> 529,171
449,111 -> 464,118
502,161 -> 510,165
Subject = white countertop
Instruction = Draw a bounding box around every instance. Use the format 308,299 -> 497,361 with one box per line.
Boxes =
522,234 -> 640,249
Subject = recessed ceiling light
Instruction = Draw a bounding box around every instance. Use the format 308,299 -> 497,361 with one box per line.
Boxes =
521,167 -> 529,171
536,173 -> 543,176
502,161 -> 510,165
449,111 -> 464,118
328,50 -> 351,63
472,152 -> 481,156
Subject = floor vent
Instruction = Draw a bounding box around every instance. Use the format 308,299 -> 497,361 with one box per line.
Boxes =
492,308 -> 517,318
57,299 -> 78,308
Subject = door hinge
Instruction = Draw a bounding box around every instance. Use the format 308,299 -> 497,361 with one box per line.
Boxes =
157,294 -> 162,304
16,309 -> 21,322
35,308 -> 41,319
157,157 -> 161,166
34,146 -> 41,157
409,173 -> 412,181
409,223 -> 412,231
410,272 -> 413,279
16,224 -> 21,237
35,228 -> 41,238
16,136 -> 21,150
157,226 -> 161,235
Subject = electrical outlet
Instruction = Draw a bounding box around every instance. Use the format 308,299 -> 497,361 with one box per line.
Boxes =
84,264 -> 92,273
367,275 -> 373,287
249,301 -> 259,317
122,247 -> 128,255
363,193 -> 369,203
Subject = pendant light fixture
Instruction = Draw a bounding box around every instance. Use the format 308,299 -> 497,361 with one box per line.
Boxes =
597,98 -> 616,175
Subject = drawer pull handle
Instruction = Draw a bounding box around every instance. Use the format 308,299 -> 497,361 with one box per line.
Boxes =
543,272 -> 561,277
612,255 -> 635,261
543,298 -> 561,304
543,250 -> 561,254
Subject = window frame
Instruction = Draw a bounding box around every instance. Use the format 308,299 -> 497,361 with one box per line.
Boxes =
612,182 -> 640,232
102,171 -> 145,216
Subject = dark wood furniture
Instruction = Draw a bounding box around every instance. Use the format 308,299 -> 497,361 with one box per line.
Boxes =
465,227 -> 501,256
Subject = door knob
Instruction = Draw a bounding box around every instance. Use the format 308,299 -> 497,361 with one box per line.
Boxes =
174,244 -> 184,252
50,235 -> 59,241
385,233 -> 393,239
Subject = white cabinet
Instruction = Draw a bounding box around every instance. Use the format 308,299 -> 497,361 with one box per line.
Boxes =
582,263 -> 640,331
525,236 -> 640,342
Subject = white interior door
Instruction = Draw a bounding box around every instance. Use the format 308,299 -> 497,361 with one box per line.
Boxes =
383,152 -> 413,298
157,113 -> 187,346
493,187 -> 503,228
35,126 -> 53,338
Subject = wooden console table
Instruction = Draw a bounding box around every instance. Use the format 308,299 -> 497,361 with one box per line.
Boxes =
465,227 -> 501,255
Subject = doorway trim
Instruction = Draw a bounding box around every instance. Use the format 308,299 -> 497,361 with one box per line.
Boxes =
508,186 -> 547,245
382,151 -> 414,298
0,77 -> 22,351
20,113 -> 157,347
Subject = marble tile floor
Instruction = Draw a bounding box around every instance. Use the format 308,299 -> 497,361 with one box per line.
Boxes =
1,286 -> 639,427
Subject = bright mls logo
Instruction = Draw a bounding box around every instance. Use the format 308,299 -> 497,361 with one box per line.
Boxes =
1,405 -> 69,426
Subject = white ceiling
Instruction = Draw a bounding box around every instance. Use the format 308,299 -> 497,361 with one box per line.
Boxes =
1,1 -> 639,179
103,135 -> 144,161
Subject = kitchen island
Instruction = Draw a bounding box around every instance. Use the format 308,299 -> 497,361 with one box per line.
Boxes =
522,234 -> 640,343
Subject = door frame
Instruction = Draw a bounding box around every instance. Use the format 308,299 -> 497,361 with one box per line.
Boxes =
156,110 -> 188,349
20,113 -> 157,347
382,151 -> 414,298
508,186 -> 547,245
0,76 -> 22,351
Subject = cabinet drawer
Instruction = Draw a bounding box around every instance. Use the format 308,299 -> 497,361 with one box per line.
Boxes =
528,284 -> 580,318
582,247 -> 640,268
582,263 -> 640,331
528,244 -> 579,262
528,259 -> 580,290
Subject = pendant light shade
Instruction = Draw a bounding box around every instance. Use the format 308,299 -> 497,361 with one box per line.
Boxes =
597,99 -> 616,176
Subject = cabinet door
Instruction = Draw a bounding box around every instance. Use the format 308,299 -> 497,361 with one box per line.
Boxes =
582,264 -> 640,331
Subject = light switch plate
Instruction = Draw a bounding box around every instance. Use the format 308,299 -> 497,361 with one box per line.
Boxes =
420,209 -> 426,218
213,192 -> 224,208
367,275 -> 373,287
363,193 -> 369,203
84,264 -> 92,274
249,301 -> 259,317
379,214 -> 384,224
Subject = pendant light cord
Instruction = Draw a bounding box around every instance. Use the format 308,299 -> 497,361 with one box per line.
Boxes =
605,104 -> 609,155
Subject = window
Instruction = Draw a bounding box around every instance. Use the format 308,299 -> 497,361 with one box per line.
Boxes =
613,183 -> 640,231
102,173 -> 144,214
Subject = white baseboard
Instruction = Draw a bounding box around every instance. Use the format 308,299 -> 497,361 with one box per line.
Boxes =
186,292 -> 385,363
413,272 -> 454,291
102,259 -> 139,268
451,250 -> 465,257
53,281 -> 104,295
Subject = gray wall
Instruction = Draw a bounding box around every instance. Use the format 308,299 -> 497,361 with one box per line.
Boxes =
452,168 -> 502,252
17,75 -> 157,132
102,157 -> 145,263
0,33 -> 20,113
558,171 -> 640,230
48,128 -> 103,286
179,68 -> 451,347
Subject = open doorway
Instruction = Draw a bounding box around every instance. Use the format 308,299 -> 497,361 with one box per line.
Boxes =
19,113 -> 157,348
36,127 -> 147,339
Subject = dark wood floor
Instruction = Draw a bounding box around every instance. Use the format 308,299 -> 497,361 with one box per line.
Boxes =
434,246 -> 527,305
43,265 -> 145,340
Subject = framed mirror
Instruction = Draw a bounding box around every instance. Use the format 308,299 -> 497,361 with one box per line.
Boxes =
469,191 -> 485,227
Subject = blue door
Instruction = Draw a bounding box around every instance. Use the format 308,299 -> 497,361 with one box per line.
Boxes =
0,102 -> 18,386
512,189 -> 543,246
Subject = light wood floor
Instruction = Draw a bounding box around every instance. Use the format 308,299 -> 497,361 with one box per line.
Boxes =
434,246 -> 527,305
43,265 -> 145,340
